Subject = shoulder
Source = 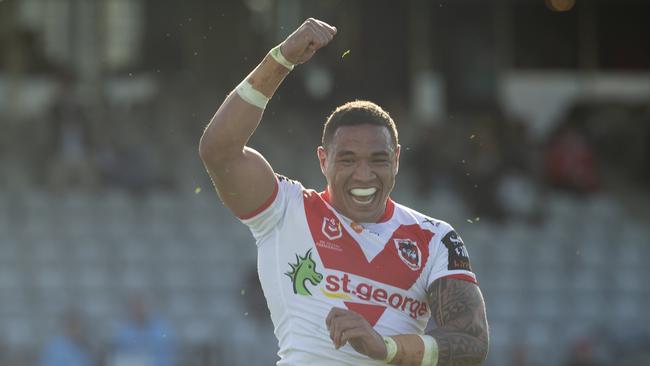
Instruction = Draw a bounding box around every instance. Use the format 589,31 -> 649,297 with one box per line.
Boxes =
391,201 -> 454,238
276,173 -> 300,186
275,173 -> 308,200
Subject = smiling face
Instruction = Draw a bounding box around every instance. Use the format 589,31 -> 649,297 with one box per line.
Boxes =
318,124 -> 400,223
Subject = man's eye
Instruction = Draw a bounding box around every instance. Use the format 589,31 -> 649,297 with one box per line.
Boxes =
373,159 -> 389,164
338,159 -> 354,164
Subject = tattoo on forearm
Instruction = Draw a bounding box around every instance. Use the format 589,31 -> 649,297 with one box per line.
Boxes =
427,278 -> 489,366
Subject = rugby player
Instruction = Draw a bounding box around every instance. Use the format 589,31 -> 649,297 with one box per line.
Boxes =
199,18 -> 489,366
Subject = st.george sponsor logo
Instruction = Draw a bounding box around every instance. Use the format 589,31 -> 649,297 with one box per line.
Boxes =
322,273 -> 428,319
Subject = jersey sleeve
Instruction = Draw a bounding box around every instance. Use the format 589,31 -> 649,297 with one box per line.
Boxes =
425,222 -> 478,286
238,174 -> 303,243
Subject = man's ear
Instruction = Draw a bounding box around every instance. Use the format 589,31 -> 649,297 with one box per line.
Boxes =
394,144 -> 401,175
317,146 -> 327,175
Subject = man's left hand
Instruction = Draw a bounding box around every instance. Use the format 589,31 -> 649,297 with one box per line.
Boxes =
325,307 -> 386,360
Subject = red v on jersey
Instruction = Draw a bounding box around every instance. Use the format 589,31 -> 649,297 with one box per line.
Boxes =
304,190 -> 433,288
344,302 -> 386,326
303,190 -> 434,325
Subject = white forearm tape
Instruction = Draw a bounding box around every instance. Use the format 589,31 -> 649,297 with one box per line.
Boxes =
269,44 -> 295,70
419,335 -> 439,366
382,335 -> 438,366
235,80 -> 269,109
383,336 -> 398,363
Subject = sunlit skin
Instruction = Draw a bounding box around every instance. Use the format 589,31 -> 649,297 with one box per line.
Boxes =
317,124 -> 400,223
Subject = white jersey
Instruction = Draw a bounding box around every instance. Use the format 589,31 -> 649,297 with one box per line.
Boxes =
240,175 -> 477,366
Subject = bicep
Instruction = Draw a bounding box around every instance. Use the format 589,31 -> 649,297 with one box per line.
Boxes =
427,277 -> 488,338
203,146 -> 277,218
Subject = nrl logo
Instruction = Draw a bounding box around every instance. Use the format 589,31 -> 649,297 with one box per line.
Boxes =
322,217 -> 342,240
394,239 -> 421,271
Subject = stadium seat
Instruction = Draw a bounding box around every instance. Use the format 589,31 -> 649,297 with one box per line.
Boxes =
529,291 -> 562,321
614,269 -> 644,293
530,265 -> 564,293
2,184 -> 647,365
0,286 -> 27,315
613,293 -> 642,321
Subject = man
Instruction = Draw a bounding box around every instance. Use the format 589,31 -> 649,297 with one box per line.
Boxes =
109,294 -> 176,366
40,309 -> 93,366
199,18 -> 489,366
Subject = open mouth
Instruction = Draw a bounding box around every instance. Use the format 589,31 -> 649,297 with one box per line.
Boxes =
349,187 -> 377,205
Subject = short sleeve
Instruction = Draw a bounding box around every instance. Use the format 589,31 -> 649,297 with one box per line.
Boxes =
239,174 -> 303,243
425,223 -> 478,286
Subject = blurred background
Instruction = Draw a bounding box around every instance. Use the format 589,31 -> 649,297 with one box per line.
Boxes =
0,0 -> 649,365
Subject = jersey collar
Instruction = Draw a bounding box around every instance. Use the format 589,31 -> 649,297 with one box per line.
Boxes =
320,188 -> 395,223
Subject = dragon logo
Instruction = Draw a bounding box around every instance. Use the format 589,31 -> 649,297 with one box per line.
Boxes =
285,249 -> 323,296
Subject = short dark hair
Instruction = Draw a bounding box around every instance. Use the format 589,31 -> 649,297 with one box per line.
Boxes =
322,100 -> 398,149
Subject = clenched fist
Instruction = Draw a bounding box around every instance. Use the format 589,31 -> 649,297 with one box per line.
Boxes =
279,18 -> 337,65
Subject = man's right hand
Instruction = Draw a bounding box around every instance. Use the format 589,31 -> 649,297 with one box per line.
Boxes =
280,18 -> 337,66
200,18 -> 336,219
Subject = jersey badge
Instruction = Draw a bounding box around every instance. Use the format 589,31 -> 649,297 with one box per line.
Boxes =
441,231 -> 472,271
285,249 -> 323,296
322,217 -> 343,240
394,239 -> 422,271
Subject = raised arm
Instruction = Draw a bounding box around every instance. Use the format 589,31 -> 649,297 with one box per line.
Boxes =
198,18 -> 336,217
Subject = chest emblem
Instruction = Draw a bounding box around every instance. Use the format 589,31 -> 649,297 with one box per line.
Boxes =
394,239 -> 422,271
285,249 -> 323,296
322,217 -> 343,240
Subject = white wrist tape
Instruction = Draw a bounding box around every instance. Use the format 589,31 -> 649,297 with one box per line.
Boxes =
383,336 -> 398,363
419,335 -> 439,366
270,44 -> 295,70
235,80 -> 269,109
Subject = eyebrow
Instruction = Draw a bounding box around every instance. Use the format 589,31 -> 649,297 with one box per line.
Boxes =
335,150 -> 390,157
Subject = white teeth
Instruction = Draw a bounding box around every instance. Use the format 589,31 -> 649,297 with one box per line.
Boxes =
350,188 -> 377,197
350,188 -> 377,205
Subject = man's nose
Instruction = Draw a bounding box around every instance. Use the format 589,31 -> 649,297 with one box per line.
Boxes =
353,160 -> 374,180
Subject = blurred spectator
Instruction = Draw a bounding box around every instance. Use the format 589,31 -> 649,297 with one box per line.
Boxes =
496,169 -> 540,223
495,116 -> 542,222
225,265 -> 278,365
499,117 -> 535,172
564,338 -> 599,366
510,343 -> 532,366
408,124 -> 447,197
544,125 -> 599,194
460,116 -> 507,220
47,70 -> 97,191
94,140 -> 121,188
95,141 -> 154,194
408,110 -> 541,221
39,309 -> 93,366
113,144 -> 156,194
108,294 -> 176,366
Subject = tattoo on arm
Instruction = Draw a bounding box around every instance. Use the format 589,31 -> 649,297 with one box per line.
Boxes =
427,278 -> 489,366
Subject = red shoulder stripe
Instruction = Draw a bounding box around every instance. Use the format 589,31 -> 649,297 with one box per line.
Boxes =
238,177 -> 279,220
439,273 -> 478,285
